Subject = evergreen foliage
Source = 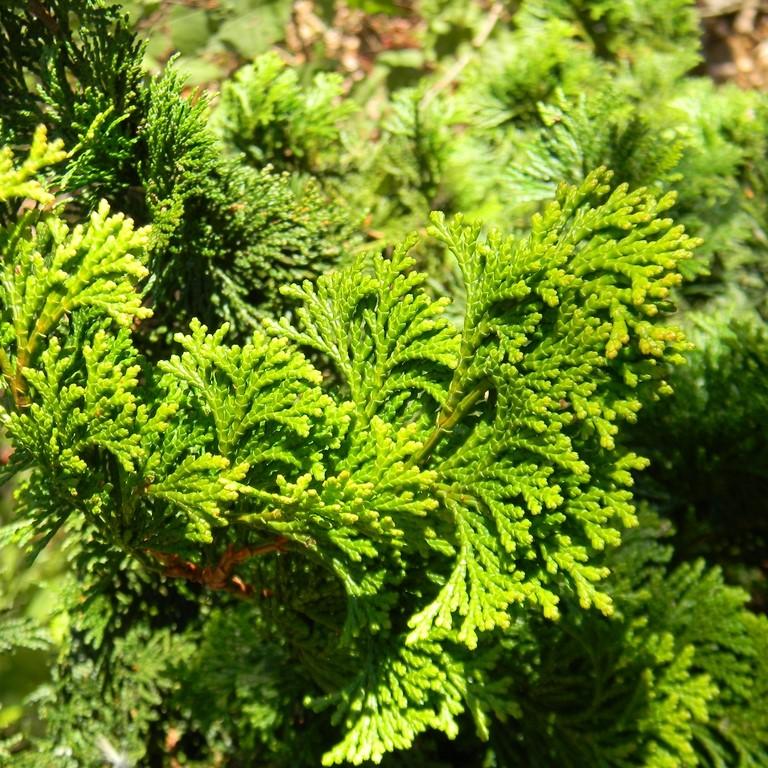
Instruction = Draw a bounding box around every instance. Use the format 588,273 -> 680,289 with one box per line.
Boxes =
1,1 -> 767,766
0,1 -> 355,339
517,0 -> 700,61
632,309 -> 768,583
212,50 -> 356,174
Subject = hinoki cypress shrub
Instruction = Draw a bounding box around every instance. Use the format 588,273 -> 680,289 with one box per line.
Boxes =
1,1 -> 767,766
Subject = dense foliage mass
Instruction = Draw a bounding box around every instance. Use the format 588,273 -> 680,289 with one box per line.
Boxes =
0,1 -> 767,766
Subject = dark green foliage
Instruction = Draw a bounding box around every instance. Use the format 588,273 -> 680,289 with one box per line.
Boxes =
0,0 -> 144,204
633,310 -> 768,590
212,51 -> 356,175
143,67 -> 355,334
489,514 -> 768,767
0,2 -> 356,340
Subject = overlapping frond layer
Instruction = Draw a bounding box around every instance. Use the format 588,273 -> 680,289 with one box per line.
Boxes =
3,121 -> 761,768
2,3 -> 767,767
212,51 -> 356,173
315,641 -> 465,766
487,515 -> 768,767
405,170 -> 693,644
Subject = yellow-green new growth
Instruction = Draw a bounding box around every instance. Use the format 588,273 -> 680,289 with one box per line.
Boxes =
0,125 -> 66,205
0,136 -> 703,767
0,130 -> 150,411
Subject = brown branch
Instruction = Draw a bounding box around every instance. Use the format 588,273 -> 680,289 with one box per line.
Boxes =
28,1 -> 61,36
0,445 -> 14,466
146,538 -> 287,598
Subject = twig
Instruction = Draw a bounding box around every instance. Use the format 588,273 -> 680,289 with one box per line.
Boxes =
147,538 -> 287,598
28,1 -> 60,36
421,2 -> 504,108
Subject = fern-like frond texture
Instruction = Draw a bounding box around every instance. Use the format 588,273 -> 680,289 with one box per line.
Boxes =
2,4 -> 766,767
0,125 -> 66,205
0,132 -> 734,767
255,168 -> 695,761
212,51 -> 356,174
0,5 -> 355,338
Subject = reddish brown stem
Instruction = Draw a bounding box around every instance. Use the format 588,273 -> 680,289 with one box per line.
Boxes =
0,445 -> 14,466
146,538 -> 287,598
28,1 -> 61,35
